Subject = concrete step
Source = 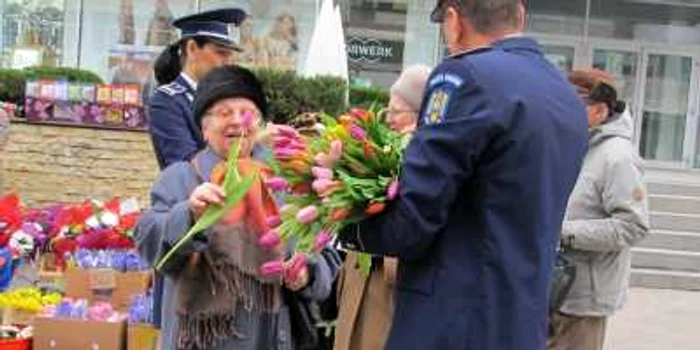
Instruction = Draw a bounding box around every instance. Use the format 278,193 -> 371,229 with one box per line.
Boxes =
640,230 -> 700,252
648,181 -> 700,198
650,212 -> 700,233
630,268 -> 700,291
649,194 -> 700,215
632,247 -> 700,273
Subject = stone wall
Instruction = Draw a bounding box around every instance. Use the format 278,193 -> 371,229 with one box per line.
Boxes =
0,121 -> 159,207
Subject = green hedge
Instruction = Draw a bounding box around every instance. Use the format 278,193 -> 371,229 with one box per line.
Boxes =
0,69 -> 28,105
0,66 -> 104,106
251,68 -> 347,124
23,66 -> 103,84
349,85 -> 390,109
250,68 -> 391,123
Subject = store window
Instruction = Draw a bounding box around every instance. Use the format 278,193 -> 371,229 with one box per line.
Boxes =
0,0 -> 67,69
339,0 -> 408,88
527,0 -> 587,72
588,0 -> 700,165
75,0 -> 196,101
201,0 -> 317,72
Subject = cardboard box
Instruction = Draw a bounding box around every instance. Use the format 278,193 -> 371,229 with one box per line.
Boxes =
127,323 -> 160,350
64,268 -> 151,311
34,318 -> 125,350
1,307 -> 36,326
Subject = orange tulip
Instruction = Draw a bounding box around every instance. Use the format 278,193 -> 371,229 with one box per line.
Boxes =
330,208 -> 351,222
365,202 -> 386,216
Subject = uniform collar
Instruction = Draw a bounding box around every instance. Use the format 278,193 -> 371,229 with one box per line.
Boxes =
490,35 -> 540,53
447,33 -> 539,58
180,72 -> 198,91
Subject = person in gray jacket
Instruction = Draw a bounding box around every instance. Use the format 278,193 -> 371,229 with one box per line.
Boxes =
548,69 -> 650,350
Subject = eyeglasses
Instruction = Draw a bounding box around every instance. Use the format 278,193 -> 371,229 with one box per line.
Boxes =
380,109 -> 417,121
205,107 -> 261,127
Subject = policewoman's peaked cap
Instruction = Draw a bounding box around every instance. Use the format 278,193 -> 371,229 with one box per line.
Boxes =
173,8 -> 247,50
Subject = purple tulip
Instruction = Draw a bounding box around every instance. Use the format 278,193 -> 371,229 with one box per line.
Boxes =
266,215 -> 282,228
260,260 -> 284,277
349,125 -> 366,141
313,231 -> 333,253
296,206 -> 319,224
265,177 -> 289,192
312,167 -> 333,180
387,178 -> 399,200
258,231 -> 282,249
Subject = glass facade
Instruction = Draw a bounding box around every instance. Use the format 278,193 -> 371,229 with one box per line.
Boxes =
528,0 -> 700,169
2,0 -> 700,167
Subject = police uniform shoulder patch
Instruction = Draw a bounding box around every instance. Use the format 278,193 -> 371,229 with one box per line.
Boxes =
422,70 -> 465,125
157,82 -> 187,96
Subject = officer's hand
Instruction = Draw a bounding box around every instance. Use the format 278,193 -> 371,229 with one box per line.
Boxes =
188,182 -> 225,219
284,264 -> 310,292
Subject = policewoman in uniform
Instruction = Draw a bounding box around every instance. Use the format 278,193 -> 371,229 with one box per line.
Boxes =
148,8 -> 246,170
339,1 -> 589,349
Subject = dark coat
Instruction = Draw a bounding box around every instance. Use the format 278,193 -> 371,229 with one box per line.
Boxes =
339,37 -> 589,350
147,74 -> 205,170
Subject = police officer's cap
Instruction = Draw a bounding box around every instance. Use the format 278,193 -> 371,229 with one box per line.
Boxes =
173,8 -> 247,50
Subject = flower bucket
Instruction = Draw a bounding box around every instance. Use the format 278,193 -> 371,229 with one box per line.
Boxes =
0,338 -> 31,350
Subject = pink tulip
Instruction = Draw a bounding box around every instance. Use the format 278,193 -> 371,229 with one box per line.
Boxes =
265,177 -> 289,192
313,231 -> 332,253
349,125 -> 366,141
277,125 -> 301,139
258,230 -> 281,249
284,253 -> 308,283
330,140 -> 344,159
266,215 -> 282,228
287,141 -> 307,150
296,205 -> 319,224
242,110 -> 255,130
274,137 -> 292,148
312,179 -> 336,196
260,260 -> 284,277
387,178 -> 399,200
274,148 -> 300,158
314,153 -> 334,168
312,167 -> 333,180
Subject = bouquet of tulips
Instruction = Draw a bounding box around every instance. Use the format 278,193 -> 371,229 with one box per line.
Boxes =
263,108 -> 405,274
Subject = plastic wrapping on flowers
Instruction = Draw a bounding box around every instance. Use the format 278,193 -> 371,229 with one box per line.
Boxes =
266,108 -> 405,274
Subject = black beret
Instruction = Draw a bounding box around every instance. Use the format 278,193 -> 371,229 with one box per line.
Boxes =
193,65 -> 268,129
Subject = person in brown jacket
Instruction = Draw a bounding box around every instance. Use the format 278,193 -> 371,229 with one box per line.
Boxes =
334,64 -> 431,350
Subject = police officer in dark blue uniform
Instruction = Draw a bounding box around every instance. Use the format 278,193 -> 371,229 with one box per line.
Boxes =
148,8 -> 247,170
339,1 -> 589,349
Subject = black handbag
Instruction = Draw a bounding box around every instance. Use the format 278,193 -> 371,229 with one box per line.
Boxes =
548,249 -> 576,311
284,288 -> 321,350
284,247 -> 342,350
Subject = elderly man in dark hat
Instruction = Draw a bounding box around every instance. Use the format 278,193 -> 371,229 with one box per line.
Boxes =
136,65 -> 338,350
145,8 -> 246,334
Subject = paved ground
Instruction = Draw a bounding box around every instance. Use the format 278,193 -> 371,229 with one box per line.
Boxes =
604,288 -> 700,350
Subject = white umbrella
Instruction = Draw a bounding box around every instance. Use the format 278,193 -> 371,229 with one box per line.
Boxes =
302,0 -> 348,81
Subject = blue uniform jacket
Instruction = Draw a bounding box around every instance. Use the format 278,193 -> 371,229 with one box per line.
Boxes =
147,74 -> 205,170
339,37 -> 588,350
